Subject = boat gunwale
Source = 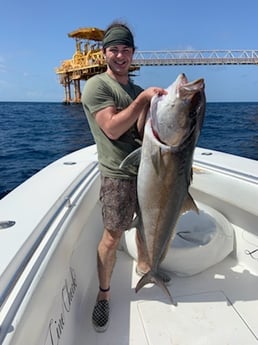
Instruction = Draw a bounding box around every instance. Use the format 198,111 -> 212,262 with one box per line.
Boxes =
0,162 -> 99,342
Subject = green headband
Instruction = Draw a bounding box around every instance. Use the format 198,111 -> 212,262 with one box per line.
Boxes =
102,26 -> 135,49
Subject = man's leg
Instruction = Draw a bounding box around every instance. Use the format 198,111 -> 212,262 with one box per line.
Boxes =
92,175 -> 137,332
92,228 -> 123,332
97,228 -> 123,300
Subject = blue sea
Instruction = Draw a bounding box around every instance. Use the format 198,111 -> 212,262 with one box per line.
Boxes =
0,102 -> 257,199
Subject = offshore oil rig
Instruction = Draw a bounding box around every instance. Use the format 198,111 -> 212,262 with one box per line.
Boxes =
56,28 -> 258,103
55,27 -> 140,104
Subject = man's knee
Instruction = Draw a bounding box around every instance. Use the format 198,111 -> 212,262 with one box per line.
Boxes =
101,228 -> 123,250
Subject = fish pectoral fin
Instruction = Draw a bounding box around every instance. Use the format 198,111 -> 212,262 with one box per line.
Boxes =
119,147 -> 142,175
181,193 -> 199,214
151,147 -> 174,175
151,148 -> 162,174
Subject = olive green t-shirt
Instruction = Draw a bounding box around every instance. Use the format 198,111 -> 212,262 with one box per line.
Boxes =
81,72 -> 143,178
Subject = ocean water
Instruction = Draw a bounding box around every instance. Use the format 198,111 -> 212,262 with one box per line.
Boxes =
0,101 -> 257,199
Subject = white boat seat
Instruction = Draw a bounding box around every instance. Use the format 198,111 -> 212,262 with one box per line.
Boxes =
121,202 -> 234,276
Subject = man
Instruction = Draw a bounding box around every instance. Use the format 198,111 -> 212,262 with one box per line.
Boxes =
81,21 -> 167,332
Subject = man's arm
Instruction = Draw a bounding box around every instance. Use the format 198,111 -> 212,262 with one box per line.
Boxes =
95,87 -> 166,140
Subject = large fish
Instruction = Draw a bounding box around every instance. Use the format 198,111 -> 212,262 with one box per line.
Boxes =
120,73 -> 206,304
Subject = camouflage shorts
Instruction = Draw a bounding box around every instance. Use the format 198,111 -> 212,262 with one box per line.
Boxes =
100,175 -> 138,232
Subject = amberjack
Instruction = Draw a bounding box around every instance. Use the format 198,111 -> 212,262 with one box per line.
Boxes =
120,73 -> 206,304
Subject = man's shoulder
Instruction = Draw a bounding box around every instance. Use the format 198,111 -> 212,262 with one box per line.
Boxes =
83,73 -> 109,97
86,73 -> 106,85
85,73 -> 117,92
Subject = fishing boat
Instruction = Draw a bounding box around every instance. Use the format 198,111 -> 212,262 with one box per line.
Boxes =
0,144 -> 257,345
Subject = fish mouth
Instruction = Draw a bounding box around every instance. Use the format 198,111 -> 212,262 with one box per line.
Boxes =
173,75 -> 205,148
178,75 -> 205,97
180,90 -> 206,147
174,73 -> 204,95
176,73 -> 189,88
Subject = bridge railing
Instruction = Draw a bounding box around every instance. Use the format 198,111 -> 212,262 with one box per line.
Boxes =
132,50 -> 258,66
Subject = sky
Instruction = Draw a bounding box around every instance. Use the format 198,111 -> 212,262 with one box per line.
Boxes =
0,0 -> 258,102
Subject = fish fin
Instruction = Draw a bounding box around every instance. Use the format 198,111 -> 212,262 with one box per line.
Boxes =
151,147 -> 173,176
119,147 -> 142,175
181,193 -> 199,214
131,213 -> 142,231
135,271 -> 177,305
150,148 -> 162,174
131,216 -> 138,229
132,208 -> 146,245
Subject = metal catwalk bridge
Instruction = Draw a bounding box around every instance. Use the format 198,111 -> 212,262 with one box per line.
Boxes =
56,47 -> 258,103
133,50 -> 258,66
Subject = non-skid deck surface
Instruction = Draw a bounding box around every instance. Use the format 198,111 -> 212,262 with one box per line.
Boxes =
80,250 -> 258,345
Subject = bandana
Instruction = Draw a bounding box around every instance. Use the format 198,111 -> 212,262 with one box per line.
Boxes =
102,26 -> 135,49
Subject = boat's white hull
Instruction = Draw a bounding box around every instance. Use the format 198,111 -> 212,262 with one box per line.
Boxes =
0,145 -> 257,344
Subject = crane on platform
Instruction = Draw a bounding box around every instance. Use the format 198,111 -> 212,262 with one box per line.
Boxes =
55,27 -> 258,104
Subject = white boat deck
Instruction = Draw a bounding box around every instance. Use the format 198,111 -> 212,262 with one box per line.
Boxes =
79,248 -> 258,345
1,146 -> 257,345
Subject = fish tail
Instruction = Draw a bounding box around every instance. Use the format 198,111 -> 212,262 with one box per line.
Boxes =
135,271 -> 177,305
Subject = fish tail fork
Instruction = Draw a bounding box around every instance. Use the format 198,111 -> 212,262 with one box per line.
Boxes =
135,271 -> 177,305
